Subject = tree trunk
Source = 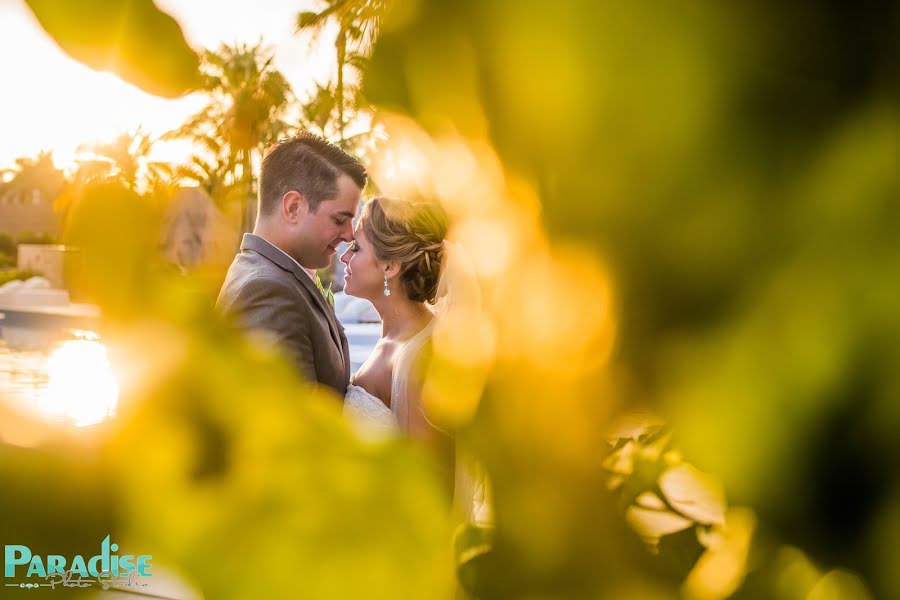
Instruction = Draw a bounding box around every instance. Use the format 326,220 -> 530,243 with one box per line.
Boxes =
335,28 -> 347,145
240,151 -> 255,233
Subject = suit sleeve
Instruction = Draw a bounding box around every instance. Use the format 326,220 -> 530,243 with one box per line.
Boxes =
226,276 -> 316,384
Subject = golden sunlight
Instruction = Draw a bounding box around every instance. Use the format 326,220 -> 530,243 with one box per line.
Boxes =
0,0 -> 330,171
0,1 -> 201,171
37,333 -> 119,427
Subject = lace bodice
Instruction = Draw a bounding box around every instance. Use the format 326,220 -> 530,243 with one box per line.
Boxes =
343,383 -> 398,439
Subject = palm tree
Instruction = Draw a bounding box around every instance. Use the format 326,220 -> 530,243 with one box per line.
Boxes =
301,83 -> 339,139
75,128 -> 174,193
172,131 -> 245,210
0,151 -> 66,205
167,42 -> 293,231
296,0 -> 387,146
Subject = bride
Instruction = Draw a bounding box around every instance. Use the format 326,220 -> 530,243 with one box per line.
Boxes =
340,197 -> 455,484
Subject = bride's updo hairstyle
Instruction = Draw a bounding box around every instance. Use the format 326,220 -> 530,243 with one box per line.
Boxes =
360,197 -> 448,304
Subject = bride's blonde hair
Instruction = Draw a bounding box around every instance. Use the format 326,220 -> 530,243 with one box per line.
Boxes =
359,197 -> 448,304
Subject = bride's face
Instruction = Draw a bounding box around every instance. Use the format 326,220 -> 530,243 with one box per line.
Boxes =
340,227 -> 384,300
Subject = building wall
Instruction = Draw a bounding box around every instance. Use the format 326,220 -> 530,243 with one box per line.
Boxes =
17,245 -> 82,289
0,193 -> 61,236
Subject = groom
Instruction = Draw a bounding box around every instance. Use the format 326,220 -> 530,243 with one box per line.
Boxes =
216,132 -> 366,396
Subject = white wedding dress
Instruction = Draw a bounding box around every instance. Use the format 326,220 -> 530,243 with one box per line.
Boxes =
343,321 -> 433,439
343,321 -> 490,523
342,243 -> 491,523
343,384 -> 398,438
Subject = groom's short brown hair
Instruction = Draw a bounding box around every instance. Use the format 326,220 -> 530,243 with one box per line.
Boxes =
258,132 -> 367,216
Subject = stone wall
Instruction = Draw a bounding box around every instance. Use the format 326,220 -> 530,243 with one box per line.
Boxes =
0,195 -> 61,236
16,244 -> 82,289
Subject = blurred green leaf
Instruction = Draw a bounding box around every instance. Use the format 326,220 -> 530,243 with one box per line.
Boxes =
453,523 -> 495,598
104,301 -> 454,599
25,0 -> 201,97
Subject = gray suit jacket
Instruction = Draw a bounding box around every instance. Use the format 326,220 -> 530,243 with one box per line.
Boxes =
216,233 -> 350,396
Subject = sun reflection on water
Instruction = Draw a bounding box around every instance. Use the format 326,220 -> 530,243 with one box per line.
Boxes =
0,328 -> 119,438
17,330 -> 121,427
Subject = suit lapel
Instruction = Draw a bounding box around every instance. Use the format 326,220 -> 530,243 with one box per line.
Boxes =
339,323 -> 350,383
296,271 -> 345,360
241,234 -> 346,369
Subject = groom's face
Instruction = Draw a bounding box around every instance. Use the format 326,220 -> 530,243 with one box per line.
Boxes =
294,173 -> 361,269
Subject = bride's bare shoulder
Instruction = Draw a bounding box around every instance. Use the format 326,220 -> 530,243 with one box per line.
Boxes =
351,339 -> 400,407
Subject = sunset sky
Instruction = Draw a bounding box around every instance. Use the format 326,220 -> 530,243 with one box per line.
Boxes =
0,0 -> 335,172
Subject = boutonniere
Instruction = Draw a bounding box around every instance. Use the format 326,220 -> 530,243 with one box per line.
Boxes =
315,273 -> 335,308
322,282 -> 335,308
